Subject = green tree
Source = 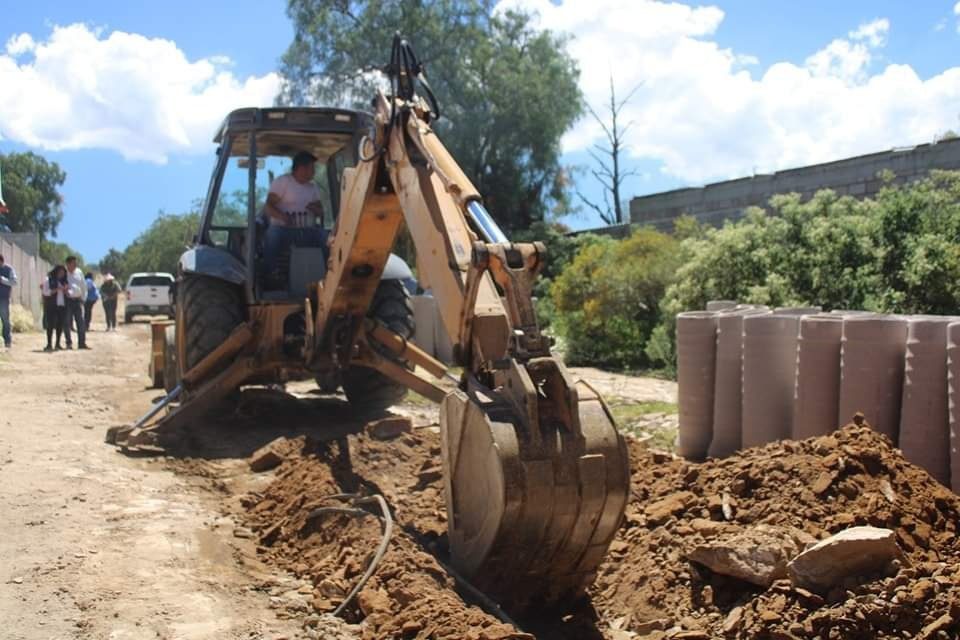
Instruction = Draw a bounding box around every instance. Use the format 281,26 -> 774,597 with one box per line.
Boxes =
97,248 -> 126,281
40,239 -> 84,267
122,212 -> 200,275
280,0 -> 582,230
0,152 -> 67,239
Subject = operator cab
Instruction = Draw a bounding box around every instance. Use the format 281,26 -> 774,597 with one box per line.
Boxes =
197,107 -> 371,302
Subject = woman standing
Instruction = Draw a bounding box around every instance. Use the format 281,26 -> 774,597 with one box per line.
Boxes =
99,274 -> 120,331
42,265 -> 68,351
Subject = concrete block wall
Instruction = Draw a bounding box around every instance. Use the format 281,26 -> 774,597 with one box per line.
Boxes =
0,233 -> 51,324
629,138 -> 960,231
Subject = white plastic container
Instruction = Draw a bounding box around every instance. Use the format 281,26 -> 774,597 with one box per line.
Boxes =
838,316 -> 908,442
899,316 -> 950,486
676,311 -> 718,459
792,314 -> 844,440
709,306 -> 770,458
742,314 -> 804,448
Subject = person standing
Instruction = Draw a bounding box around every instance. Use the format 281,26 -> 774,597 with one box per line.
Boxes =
0,254 -> 18,349
83,272 -> 99,331
99,274 -> 120,330
64,256 -> 89,350
42,265 -> 68,351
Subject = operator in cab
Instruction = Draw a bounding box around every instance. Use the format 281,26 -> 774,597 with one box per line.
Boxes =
262,151 -> 327,287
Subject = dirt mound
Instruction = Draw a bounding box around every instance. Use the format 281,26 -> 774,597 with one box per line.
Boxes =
240,431 -> 528,640
234,415 -> 960,639
594,422 -> 960,639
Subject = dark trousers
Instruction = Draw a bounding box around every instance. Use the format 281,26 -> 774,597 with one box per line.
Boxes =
103,299 -> 118,329
45,304 -> 66,347
65,299 -> 86,347
0,298 -> 10,347
84,299 -> 97,330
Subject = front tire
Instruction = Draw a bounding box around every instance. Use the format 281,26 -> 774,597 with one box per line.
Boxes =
179,275 -> 244,376
342,280 -> 415,411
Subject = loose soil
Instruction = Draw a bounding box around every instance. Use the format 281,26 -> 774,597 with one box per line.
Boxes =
170,386 -> 960,639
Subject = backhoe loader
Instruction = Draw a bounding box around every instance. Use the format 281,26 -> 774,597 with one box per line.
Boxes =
109,36 -> 629,608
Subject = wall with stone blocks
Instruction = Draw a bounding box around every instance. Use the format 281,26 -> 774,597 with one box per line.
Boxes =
629,138 -> 960,231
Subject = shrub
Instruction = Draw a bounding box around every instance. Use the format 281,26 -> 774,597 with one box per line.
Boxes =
648,170 -> 960,372
551,228 -> 681,369
10,304 -> 36,332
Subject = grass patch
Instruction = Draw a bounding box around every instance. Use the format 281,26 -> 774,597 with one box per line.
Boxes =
608,399 -> 679,452
608,400 -> 677,424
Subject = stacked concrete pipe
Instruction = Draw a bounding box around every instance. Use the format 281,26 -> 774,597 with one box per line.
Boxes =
676,311 -> 718,459
742,313 -> 809,448
708,306 -> 770,458
838,315 -> 908,442
706,300 -> 738,312
947,322 -> 960,493
899,317 -> 951,487
792,314 -> 845,440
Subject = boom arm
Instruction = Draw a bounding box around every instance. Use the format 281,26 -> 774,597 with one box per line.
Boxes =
312,41 -> 629,609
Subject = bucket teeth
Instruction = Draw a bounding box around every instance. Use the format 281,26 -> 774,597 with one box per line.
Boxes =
440,367 -> 629,610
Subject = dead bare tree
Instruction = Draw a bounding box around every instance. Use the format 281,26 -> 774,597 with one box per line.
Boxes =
577,75 -> 642,225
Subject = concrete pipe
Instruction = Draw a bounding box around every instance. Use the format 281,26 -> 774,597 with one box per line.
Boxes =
676,311 -> 718,460
706,300 -> 738,311
838,315 -> 908,442
947,322 -> 960,493
774,306 -> 822,316
708,307 -> 770,458
792,314 -> 845,440
830,310 -> 874,316
899,316 -> 950,487
742,314 -> 803,448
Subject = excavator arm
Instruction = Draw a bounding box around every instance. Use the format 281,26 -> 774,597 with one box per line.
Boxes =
313,37 -> 630,608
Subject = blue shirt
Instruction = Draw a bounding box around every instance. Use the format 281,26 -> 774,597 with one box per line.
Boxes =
0,264 -> 15,300
85,277 -> 99,302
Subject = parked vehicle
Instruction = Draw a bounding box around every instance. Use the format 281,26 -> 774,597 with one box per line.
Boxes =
125,272 -> 175,322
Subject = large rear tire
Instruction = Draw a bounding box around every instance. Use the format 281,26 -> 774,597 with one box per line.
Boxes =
179,275 -> 244,375
342,280 -> 415,411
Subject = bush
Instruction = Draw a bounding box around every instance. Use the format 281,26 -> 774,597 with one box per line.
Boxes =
649,170 -> 960,372
10,304 -> 36,332
551,228 -> 681,369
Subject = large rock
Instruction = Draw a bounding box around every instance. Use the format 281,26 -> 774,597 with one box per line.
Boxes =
686,525 -> 815,587
787,526 -> 903,592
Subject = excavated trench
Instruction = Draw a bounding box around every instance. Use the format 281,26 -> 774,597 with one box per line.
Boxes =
165,389 -> 960,640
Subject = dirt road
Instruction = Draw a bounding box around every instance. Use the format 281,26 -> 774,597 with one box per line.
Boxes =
0,325 -> 305,639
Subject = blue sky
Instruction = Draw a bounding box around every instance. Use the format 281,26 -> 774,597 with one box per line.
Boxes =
2,0 -> 959,262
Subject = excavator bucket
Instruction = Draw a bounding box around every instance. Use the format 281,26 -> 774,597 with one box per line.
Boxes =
439,360 -> 630,609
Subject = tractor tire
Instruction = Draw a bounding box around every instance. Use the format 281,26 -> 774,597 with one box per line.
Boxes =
342,279 -> 415,411
179,275 -> 244,376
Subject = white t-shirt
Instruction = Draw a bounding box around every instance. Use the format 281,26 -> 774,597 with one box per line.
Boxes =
269,174 -> 323,228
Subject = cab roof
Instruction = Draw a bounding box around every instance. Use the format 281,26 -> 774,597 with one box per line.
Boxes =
213,107 -> 372,143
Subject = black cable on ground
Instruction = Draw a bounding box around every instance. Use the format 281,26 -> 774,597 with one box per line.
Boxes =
306,492 -> 394,617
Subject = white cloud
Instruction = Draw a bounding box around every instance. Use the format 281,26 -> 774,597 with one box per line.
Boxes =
5,33 -> 35,56
955,1 -> 960,32
0,24 -> 281,163
498,0 -> 960,184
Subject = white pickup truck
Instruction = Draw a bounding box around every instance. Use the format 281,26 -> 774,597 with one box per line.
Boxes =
125,272 -> 175,323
